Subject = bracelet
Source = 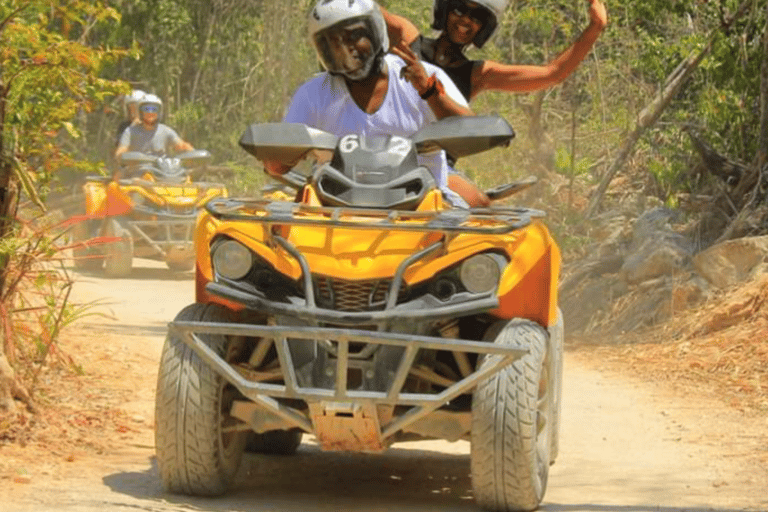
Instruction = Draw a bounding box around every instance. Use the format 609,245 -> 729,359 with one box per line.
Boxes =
420,74 -> 441,99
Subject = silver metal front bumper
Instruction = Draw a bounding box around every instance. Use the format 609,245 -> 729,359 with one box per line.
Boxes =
169,321 -> 527,448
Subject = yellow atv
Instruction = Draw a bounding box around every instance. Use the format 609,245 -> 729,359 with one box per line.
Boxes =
155,116 -> 563,512
71,150 -> 228,276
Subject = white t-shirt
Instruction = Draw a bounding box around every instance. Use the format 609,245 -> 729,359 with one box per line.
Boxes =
283,54 -> 468,190
118,123 -> 183,156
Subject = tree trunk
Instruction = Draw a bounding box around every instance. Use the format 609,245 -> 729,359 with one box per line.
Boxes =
0,76 -> 13,412
0,77 -> 27,413
0,351 -> 17,413
0,165 -> 21,413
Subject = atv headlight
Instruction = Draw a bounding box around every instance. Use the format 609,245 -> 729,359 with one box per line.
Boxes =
459,253 -> 503,294
212,240 -> 253,280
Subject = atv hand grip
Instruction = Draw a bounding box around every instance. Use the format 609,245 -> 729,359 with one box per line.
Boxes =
274,169 -> 308,190
485,176 -> 538,201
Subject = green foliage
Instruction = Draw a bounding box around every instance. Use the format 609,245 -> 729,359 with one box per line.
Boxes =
555,146 -> 591,178
1,223 -> 105,389
4,0 -> 765,214
0,1 -> 135,407
1,0 -> 136,201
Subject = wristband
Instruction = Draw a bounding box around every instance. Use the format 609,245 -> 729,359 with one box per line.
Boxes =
420,74 -> 443,99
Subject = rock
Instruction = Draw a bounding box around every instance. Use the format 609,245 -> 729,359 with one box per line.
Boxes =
620,207 -> 692,285
620,237 -> 691,285
671,276 -> 710,312
692,235 -> 768,288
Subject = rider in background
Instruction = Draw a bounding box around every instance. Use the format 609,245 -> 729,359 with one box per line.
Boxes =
381,0 -> 607,206
114,89 -> 145,150
114,94 -> 194,160
265,0 -> 475,207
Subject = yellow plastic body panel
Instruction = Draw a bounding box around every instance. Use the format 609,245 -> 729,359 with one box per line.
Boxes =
83,172 -> 228,218
83,182 -> 108,216
195,186 -> 559,327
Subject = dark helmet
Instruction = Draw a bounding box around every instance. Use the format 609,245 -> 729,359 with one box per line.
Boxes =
432,0 -> 507,48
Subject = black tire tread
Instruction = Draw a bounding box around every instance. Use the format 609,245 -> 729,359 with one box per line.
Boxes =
471,319 -> 549,512
155,303 -> 244,496
71,221 -> 103,271
103,219 -> 132,277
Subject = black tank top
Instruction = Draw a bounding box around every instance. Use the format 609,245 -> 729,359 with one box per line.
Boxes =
410,36 -> 480,103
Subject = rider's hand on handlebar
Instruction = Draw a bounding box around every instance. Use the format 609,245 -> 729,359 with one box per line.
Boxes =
264,160 -> 289,177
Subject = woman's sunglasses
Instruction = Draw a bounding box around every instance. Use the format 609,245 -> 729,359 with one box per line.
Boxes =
448,0 -> 490,26
140,105 -> 159,113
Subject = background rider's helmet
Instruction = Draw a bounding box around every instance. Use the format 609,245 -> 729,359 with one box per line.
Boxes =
308,0 -> 389,81
138,93 -> 163,120
122,89 -> 145,116
432,0 -> 508,48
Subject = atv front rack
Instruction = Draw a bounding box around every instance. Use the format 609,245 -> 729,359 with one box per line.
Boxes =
169,321 -> 527,450
205,198 -> 544,234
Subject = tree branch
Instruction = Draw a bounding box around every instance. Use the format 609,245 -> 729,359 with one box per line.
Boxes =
585,0 -> 754,218
0,4 -> 27,34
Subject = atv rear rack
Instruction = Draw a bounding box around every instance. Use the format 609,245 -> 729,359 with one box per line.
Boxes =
169,321 -> 527,448
205,198 -> 544,234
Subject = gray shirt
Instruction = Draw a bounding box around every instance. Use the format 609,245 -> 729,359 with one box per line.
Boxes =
118,123 -> 183,156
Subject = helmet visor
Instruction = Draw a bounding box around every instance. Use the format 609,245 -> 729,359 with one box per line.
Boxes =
447,0 -> 492,27
314,17 -> 381,80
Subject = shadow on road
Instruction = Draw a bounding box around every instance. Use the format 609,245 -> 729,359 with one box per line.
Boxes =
76,321 -> 169,337
103,444 -> 476,512
543,506 -> 752,512
101,445 -> 752,512
72,266 -> 194,281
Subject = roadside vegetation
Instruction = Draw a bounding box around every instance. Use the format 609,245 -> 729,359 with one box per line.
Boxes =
0,0 -> 766,427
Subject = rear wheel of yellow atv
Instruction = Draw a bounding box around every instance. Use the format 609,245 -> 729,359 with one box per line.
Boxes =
103,219 -> 132,278
71,220 -> 103,271
471,319 -> 553,512
155,303 -> 247,496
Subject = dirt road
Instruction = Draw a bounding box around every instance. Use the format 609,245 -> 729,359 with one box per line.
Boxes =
1,259 -> 766,512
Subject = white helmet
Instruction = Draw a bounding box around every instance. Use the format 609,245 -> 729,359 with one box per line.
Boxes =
138,93 -> 163,119
127,89 -> 145,105
308,0 -> 389,81
432,0 -> 508,48
122,89 -> 145,116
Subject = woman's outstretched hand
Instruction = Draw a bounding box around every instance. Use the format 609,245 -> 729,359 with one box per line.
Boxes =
588,0 -> 608,28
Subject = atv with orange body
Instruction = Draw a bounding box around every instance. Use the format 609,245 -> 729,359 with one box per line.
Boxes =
154,116 -> 563,512
72,150 -> 228,276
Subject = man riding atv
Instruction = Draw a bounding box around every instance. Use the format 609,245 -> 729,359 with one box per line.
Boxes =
115,94 -> 194,161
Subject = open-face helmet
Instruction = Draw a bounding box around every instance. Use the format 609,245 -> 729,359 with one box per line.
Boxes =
432,0 -> 508,48
308,0 -> 389,81
138,93 -> 163,120
122,89 -> 145,116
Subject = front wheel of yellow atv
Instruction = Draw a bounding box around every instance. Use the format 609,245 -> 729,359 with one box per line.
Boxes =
471,319 -> 553,512
155,303 -> 247,496
103,219 -> 132,278
71,220 -> 103,271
